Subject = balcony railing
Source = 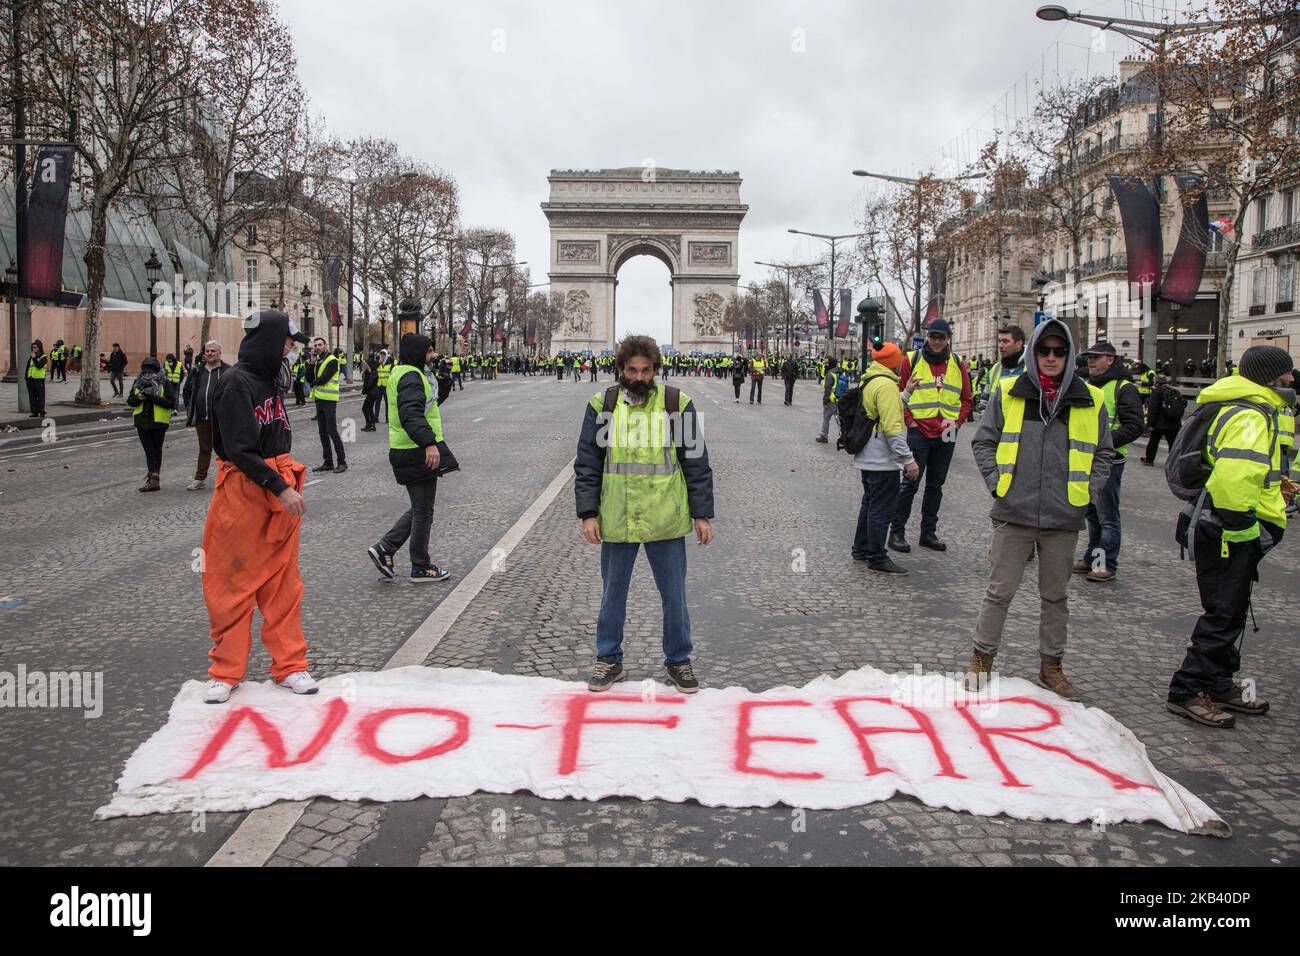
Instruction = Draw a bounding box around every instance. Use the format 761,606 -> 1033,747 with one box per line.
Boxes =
1253,221 -> 1300,252
1039,251 -> 1226,286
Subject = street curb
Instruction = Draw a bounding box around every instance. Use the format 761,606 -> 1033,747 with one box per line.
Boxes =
0,387 -> 366,450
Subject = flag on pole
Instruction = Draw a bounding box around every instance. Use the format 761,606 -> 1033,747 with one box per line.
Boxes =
1210,217 -> 1234,235
812,289 -> 829,329
837,288 -> 852,339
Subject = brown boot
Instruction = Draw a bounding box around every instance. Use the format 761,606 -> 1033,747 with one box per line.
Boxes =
964,649 -> 996,693
138,472 -> 160,493
1167,691 -> 1236,728
1037,655 -> 1080,701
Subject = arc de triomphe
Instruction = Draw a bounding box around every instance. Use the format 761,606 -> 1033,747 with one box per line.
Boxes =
541,167 -> 748,353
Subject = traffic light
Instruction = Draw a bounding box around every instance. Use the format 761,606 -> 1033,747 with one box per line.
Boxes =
856,297 -> 885,351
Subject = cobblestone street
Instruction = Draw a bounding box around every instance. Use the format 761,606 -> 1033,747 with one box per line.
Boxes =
3,371 -> 1296,866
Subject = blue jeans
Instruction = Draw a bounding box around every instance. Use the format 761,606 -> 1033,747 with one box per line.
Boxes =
893,427 -> 955,538
596,537 -> 692,665
1084,458 -> 1125,572
852,469 -> 901,562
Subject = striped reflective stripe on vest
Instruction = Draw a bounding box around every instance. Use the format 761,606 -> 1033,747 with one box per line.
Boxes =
993,378 -> 1103,506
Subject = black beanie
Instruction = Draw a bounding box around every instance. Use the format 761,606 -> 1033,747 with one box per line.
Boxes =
1239,345 -> 1294,385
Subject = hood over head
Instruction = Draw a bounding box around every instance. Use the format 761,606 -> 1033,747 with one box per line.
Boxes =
399,332 -> 432,368
237,310 -> 291,380
1022,318 -> 1077,417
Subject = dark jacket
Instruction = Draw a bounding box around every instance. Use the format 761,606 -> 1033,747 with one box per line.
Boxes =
361,365 -> 379,395
211,310 -> 295,495
781,358 -> 799,382
574,381 -> 715,525
389,333 -> 442,485
126,373 -> 177,430
184,361 -> 231,426
107,349 -> 127,374
1147,383 -> 1187,430
730,357 -> 748,381
1087,360 -> 1146,452
972,318 -> 1114,531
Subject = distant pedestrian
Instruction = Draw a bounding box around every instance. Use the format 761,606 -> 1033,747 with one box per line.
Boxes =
127,356 -> 178,492
308,337 -> 346,474
108,344 -> 128,397
24,340 -> 48,417
361,358 -> 380,431
183,340 -> 230,490
781,354 -> 799,405
730,352 -> 748,403
1141,374 -> 1187,466
816,358 -> 841,443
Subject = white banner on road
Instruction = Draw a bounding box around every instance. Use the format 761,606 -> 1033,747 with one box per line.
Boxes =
97,666 -> 1226,835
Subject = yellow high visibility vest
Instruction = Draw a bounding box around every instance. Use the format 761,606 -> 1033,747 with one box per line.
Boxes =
907,351 -> 963,421
993,377 -> 1103,507
312,354 -> 340,401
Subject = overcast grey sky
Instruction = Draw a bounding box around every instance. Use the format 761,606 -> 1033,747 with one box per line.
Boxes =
281,0 -> 1155,345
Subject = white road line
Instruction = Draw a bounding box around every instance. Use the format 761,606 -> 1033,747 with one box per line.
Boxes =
303,478 -> 323,487
472,417 -> 483,423
204,456 -> 576,867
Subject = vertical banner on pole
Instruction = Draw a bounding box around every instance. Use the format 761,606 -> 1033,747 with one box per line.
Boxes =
837,288 -> 852,339
21,146 -> 73,300
1161,173 -> 1210,308
1107,174 -> 1164,299
324,256 -> 342,326
812,289 -> 829,329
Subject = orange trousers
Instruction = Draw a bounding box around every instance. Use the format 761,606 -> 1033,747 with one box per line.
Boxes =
202,454 -> 309,684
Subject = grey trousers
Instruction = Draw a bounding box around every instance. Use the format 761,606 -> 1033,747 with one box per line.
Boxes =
381,478 -> 438,568
974,520 -> 1077,659
819,403 -> 838,439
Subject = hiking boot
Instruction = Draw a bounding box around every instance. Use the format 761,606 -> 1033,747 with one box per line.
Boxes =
1072,559 -> 1091,574
888,532 -> 911,553
276,671 -> 319,695
587,658 -> 626,692
964,650 -> 996,693
334,462 -> 348,474
815,435 -> 828,443
1085,568 -> 1116,583
868,558 -> 909,575
367,543 -> 395,579
313,463 -> 335,472
410,563 -> 451,582
1211,681 -> 1269,716
204,680 -> 236,704
138,472 -> 160,493
665,661 -> 700,694
919,533 -> 947,552
1037,655 -> 1081,702
1167,691 -> 1236,728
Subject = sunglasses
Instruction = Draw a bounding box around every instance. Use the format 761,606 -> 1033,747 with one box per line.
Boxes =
1035,345 -> 1069,358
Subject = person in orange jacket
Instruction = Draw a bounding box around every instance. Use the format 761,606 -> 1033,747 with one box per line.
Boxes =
201,310 -> 319,703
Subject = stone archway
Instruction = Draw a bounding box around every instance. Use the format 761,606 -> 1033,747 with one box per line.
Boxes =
541,167 -> 747,352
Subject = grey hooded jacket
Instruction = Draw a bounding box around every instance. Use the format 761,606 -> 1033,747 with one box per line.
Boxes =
971,318 -> 1114,531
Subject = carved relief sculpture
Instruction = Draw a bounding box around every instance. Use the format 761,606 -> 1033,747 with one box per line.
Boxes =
693,291 -> 725,337
563,290 -> 593,335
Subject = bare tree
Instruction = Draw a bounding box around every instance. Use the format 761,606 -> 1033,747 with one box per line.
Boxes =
1015,75 -> 1118,347
156,0 -> 301,346
1156,0 -> 1300,372
27,0 -> 206,404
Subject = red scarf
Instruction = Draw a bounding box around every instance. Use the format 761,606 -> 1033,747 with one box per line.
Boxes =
1038,372 -> 1063,401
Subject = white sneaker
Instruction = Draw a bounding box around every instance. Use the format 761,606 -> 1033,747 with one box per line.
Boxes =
204,680 -> 235,704
276,671 -> 319,695
186,478 -> 207,490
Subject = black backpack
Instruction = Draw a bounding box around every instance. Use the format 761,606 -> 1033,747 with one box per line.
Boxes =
836,383 -> 878,454
1165,399 -> 1277,502
1158,386 -> 1187,422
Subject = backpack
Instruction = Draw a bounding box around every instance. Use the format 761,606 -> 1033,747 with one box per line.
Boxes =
1157,386 -> 1187,423
833,372 -> 849,400
836,383 -> 878,454
1165,400 -> 1277,502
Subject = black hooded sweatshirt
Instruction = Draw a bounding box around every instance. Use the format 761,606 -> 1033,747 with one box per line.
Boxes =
212,311 -> 294,495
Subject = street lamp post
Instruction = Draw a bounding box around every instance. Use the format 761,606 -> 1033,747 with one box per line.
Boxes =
4,260 -> 16,380
755,259 -> 819,353
852,169 -> 985,339
1033,5 -> 1262,373
302,285 -> 312,339
145,250 -> 162,358
786,230 -> 867,357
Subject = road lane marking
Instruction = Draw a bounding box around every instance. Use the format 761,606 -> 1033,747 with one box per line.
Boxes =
303,479 -> 323,487
204,456 -> 576,867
